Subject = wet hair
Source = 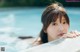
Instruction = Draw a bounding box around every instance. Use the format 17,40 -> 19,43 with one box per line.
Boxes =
39,3 -> 70,43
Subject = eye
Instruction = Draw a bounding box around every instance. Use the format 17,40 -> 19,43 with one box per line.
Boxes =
52,23 -> 57,25
63,22 -> 66,24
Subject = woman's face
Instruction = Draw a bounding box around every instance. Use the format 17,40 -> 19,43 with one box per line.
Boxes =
46,16 -> 69,41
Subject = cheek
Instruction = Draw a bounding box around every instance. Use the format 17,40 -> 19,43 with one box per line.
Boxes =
46,26 -> 57,36
64,24 -> 69,31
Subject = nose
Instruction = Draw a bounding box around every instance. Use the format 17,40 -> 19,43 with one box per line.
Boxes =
58,24 -> 64,32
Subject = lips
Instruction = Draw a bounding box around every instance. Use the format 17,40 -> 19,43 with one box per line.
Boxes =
58,33 -> 65,36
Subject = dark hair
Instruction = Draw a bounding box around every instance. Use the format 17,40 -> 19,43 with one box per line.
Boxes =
39,3 -> 70,43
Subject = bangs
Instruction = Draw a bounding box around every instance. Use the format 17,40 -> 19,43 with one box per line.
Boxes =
41,9 -> 69,30
47,10 -> 69,24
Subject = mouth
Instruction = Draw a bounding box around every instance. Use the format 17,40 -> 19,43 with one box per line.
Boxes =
58,33 -> 65,36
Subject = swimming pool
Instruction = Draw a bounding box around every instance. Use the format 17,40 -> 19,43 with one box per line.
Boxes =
0,7 -> 80,37
0,7 -> 80,52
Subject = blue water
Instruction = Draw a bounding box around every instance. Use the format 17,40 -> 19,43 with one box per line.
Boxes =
0,7 -> 80,37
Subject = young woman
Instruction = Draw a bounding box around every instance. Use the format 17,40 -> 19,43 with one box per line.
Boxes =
28,3 -> 80,47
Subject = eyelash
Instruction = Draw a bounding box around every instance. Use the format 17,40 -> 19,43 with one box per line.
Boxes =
63,22 -> 66,24
52,22 -> 66,25
53,23 -> 57,25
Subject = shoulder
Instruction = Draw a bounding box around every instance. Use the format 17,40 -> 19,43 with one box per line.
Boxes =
24,38 -> 35,44
31,37 -> 42,46
25,37 -> 42,46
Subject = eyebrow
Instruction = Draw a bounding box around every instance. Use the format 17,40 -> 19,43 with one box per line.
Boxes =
62,19 -> 66,21
60,18 -> 66,23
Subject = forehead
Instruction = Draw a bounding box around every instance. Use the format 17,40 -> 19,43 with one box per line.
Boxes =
55,16 -> 66,22
61,16 -> 66,21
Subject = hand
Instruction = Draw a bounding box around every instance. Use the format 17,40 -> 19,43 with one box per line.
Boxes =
62,30 -> 80,38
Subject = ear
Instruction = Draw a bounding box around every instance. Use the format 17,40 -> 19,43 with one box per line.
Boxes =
44,30 -> 47,33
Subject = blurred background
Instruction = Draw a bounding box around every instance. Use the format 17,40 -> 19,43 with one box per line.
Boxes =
0,0 -> 80,37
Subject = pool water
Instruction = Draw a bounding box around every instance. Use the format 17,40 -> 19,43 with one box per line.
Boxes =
0,7 -> 80,52
0,7 -> 80,37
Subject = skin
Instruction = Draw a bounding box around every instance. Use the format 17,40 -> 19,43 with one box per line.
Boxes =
32,17 -> 80,45
45,16 -> 69,42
